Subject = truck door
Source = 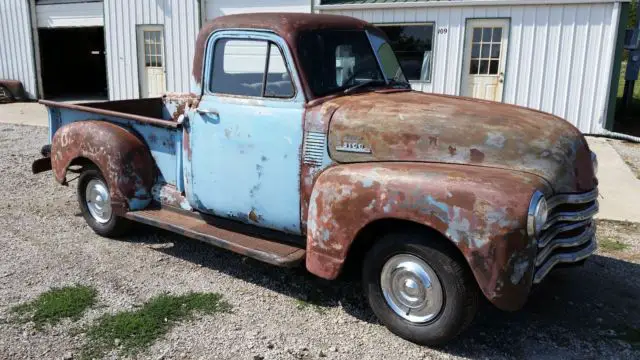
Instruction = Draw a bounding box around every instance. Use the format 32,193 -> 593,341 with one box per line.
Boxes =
186,32 -> 304,234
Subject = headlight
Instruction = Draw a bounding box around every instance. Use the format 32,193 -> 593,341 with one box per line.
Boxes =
527,191 -> 548,238
591,151 -> 598,175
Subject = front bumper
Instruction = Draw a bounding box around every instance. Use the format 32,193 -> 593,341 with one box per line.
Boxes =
532,188 -> 598,284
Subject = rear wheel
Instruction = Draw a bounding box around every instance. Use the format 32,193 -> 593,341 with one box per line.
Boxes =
0,86 -> 13,104
77,167 -> 131,237
362,231 -> 478,346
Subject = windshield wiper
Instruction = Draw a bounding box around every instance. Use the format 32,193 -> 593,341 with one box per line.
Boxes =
343,79 -> 387,94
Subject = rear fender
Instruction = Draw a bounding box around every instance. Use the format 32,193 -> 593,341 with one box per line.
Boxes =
305,162 -> 551,311
51,120 -> 156,214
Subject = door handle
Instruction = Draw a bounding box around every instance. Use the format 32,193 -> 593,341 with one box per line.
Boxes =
197,108 -> 219,116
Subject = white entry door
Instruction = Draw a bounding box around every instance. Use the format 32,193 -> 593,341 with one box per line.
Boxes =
137,26 -> 166,98
461,19 -> 509,102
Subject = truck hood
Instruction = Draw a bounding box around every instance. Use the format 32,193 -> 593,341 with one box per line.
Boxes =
325,91 -> 596,193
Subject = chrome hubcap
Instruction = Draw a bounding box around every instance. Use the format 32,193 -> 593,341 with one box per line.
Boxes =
85,179 -> 111,224
380,254 -> 444,323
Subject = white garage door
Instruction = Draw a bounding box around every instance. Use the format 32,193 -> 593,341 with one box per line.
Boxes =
36,1 -> 104,28
204,0 -> 310,21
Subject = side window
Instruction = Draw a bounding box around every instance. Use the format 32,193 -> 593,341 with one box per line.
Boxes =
210,38 -> 295,98
265,44 -> 294,98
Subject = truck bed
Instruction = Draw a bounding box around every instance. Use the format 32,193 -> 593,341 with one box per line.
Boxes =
39,97 -> 183,129
40,96 -> 190,190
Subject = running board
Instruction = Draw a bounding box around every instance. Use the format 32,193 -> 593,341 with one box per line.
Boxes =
125,208 -> 306,267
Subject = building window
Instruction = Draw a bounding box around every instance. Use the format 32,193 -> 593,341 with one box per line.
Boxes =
377,24 -> 434,83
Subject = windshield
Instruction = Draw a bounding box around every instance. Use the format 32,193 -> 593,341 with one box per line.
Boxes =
297,29 -> 408,97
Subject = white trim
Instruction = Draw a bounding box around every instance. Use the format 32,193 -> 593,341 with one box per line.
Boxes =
316,0 -> 629,11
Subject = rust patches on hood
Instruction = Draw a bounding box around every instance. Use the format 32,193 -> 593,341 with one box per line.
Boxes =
321,91 -> 596,193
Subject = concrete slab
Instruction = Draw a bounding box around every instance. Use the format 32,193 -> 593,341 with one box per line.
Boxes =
587,137 -> 640,223
0,102 -> 48,127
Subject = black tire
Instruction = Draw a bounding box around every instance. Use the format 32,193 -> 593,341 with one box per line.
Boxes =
362,231 -> 478,346
77,167 -> 131,238
0,86 -> 14,104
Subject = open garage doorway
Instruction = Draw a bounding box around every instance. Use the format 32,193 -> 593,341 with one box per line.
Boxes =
38,26 -> 107,100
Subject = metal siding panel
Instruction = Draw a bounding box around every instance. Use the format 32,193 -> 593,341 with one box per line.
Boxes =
434,7 -> 448,94
517,6 -> 534,106
593,2 -> 616,132
505,6 -> 523,104
555,5 -> 576,119
448,8 -> 463,95
567,5 -> 590,128
529,6 -> 549,109
0,0 -> 36,98
542,5 -> 563,114
580,5 -> 604,130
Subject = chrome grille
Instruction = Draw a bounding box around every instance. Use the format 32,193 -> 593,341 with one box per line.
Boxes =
533,188 -> 598,284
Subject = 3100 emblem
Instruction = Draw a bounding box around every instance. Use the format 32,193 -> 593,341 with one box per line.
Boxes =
336,135 -> 372,154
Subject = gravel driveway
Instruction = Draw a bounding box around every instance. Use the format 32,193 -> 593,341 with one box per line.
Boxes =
1,123 -> 639,360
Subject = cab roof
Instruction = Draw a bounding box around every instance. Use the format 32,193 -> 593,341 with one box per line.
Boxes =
192,13 -> 373,99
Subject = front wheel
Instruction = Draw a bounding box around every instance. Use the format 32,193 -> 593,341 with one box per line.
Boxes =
77,167 -> 131,237
362,231 -> 478,346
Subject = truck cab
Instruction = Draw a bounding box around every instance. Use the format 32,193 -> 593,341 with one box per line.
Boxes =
33,13 -> 599,346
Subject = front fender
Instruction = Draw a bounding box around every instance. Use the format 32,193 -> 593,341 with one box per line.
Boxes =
306,162 -> 551,311
51,120 -> 155,214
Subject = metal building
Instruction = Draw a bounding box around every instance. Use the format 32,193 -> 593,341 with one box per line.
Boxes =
0,0 -> 200,101
316,0 -> 630,133
0,0 -> 631,133
0,0 -> 37,98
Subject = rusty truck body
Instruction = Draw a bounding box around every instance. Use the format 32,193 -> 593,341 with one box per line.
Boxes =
33,13 -> 599,345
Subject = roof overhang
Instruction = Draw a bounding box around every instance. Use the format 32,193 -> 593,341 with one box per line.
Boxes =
316,0 -> 630,11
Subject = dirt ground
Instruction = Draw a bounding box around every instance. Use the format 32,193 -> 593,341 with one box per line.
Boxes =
1,123 -> 639,360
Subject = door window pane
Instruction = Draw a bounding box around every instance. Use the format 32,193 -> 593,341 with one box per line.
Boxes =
378,24 -> 434,82
479,60 -> 489,74
489,60 -> 499,74
473,28 -> 482,42
490,44 -> 501,59
470,60 -> 479,74
492,27 -> 502,42
481,44 -> 490,58
211,39 -> 268,97
265,44 -> 294,98
482,28 -> 492,42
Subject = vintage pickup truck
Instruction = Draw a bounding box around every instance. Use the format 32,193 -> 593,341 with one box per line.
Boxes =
33,13 -> 599,345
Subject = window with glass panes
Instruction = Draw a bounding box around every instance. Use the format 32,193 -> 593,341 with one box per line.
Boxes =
144,31 -> 163,68
469,27 -> 503,75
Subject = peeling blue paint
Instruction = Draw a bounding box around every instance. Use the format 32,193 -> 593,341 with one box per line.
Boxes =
51,107 -> 179,187
185,30 -> 306,234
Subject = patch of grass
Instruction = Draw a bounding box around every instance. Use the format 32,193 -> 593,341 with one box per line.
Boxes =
599,237 -> 630,252
295,299 -> 327,315
81,292 -> 231,359
10,285 -> 97,328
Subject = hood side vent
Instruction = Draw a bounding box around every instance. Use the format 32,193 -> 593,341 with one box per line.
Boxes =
303,131 -> 326,167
